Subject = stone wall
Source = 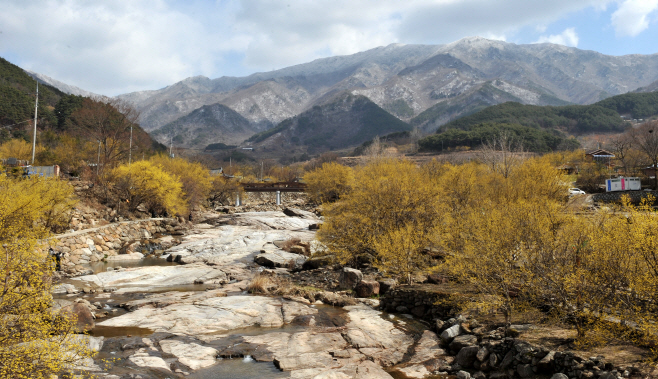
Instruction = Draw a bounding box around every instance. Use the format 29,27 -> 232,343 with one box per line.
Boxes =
45,218 -> 188,276
592,190 -> 658,204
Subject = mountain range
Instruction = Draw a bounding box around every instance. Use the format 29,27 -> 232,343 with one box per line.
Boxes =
31,37 -> 658,155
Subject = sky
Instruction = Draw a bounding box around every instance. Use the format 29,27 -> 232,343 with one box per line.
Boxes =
1,0 -> 658,96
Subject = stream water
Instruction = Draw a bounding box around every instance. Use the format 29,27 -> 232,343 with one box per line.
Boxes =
88,257 -> 180,274
187,357 -> 289,379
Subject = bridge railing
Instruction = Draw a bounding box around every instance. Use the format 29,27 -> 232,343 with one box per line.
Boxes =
240,181 -> 307,193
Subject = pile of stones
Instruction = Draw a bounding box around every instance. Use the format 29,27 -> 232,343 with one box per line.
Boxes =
433,317 -> 642,379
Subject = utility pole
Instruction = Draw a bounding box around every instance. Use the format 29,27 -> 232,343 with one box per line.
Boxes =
31,82 -> 38,164
260,161 -> 263,181
96,140 -> 101,175
128,125 -> 133,166
169,136 -> 173,157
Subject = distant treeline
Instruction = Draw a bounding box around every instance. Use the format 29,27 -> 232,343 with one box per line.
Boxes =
440,101 -> 625,134
418,123 -> 580,152
596,91 -> 658,119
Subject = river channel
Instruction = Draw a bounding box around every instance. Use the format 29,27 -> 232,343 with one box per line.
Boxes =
53,211 -> 439,379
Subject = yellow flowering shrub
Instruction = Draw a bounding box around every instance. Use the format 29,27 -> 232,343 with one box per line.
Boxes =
109,160 -> 187,216
0,175 -> 93,378
303,162 -> 354,204
318,159 -> 442,275
150,155 -> 212,211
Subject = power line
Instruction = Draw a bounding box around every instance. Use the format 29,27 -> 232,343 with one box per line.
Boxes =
0,102 -> 38,106
1,119 -> 33,128
32,82 -> 38,164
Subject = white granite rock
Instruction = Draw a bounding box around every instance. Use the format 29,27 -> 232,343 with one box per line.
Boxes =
98,296 -> 313,335
159,339 -> 218,370
440,324 -> 461,342
128,350 -> 170,371
164,212 -> 317,265
71,263 -> 227,292
342,305 -> 414,366
105,253 -> 144,261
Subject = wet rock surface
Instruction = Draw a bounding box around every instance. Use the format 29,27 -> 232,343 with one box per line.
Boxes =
71,263 -> 229,293
99,295 -> 311,335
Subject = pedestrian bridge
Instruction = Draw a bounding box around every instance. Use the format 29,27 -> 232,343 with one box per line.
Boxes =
240,181 -> 306,193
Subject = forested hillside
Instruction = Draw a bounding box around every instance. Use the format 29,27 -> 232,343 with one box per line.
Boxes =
0,57 -> 163,177
417,91 -> 658,152
596,91 -> 658,119
151,103 -> 257,149
418,123 -> 579,152
439,102 -> 625,134
248,93 -> 411,153
0,57 -> 63,142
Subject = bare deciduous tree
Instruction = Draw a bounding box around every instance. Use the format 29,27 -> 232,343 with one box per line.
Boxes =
611,133 -> 646,177
629,120 -> 658,189
611,134 -> 634,176
478,130 -> 525,178
68,98 -> 142,174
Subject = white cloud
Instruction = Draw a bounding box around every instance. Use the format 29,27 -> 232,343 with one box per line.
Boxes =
395,0 -> 604,43
611,0 -> 658,37
535,27 -> 580,47
233,1 -> 402,70
0,0 -> 240,95
233,0 -> 607,72
0,0 -> 629,95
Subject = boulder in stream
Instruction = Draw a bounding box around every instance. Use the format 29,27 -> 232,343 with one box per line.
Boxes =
254,250 -> 307,269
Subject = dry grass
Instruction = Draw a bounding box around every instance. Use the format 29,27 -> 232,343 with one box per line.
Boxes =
246,274 -> 274,294
280,238 -> 301,251
248,273 -> 322,301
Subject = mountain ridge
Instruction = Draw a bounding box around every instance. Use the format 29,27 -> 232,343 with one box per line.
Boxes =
150,103 -> 259,149
25,71 -> 101,98
116,37 -> 658,140
247,92 -> 411,154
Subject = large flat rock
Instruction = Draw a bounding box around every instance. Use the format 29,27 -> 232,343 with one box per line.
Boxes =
342,305 -> 415,367
128,350 -> 170,371
165,212 -> 317,265
391,330 -> 452,378
98,295 -> 317,335
71,263 -> 228,292
120,289 -> 228,311
289,360 -> 393,379
216,330 -> 393,378
207,304 -> 411,377
159,339 -> 218,370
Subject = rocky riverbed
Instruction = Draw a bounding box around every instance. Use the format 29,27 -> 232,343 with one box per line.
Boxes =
52,209 -> 452,379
